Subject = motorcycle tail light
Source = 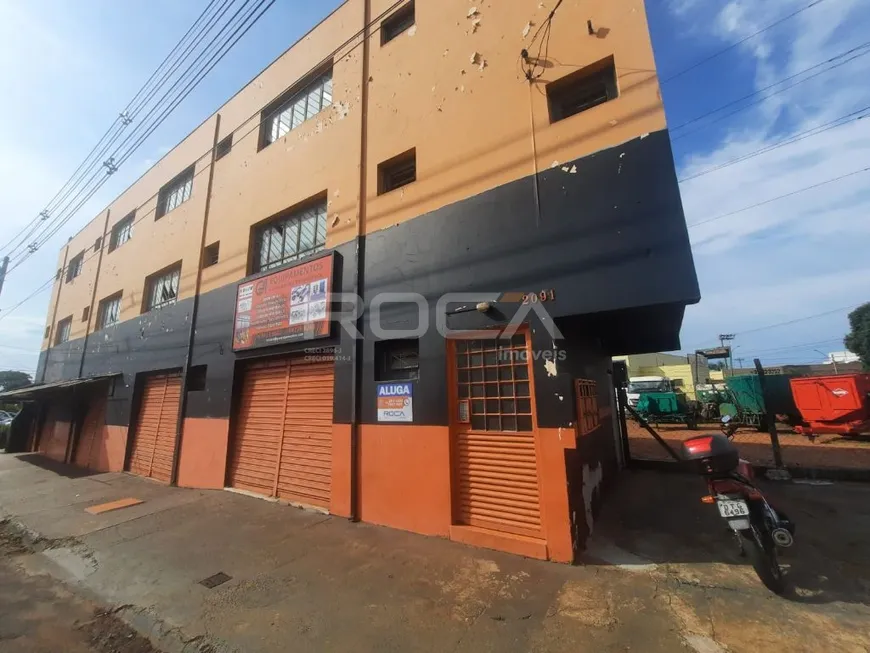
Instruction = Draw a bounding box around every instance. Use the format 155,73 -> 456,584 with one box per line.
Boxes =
701,495 -> 715,504
684,436 -> 714,455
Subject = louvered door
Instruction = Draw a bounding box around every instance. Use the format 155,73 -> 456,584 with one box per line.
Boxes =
452,334 -> 543,538
229,356 -> 334,509
128,373 -> 182,482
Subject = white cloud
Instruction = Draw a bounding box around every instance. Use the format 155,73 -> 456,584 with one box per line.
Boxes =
668,0 -> 870,359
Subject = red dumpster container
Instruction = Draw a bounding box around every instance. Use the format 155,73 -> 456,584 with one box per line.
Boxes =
790,373 -> 870,436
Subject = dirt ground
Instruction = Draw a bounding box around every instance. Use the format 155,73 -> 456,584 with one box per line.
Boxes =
0,521 -> 162,653
627,419 -> 870,470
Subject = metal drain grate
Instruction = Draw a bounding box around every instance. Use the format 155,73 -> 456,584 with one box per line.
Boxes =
199,572 -> 232,589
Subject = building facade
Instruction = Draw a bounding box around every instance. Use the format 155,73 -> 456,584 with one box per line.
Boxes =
20,0 -> 699,562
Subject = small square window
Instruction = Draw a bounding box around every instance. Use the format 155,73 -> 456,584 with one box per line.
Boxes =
382,1 -> 415,45
378,148 -> 416,195
93,236 -> 102,252
44,325 -> 50,339
55,268 -> 61,281
55,317 -> 72,345
376,339 -> 420,381
547,56 -> 618,123
82,306 -> 90,322
66,252 -> 84,283
215,135 -> 232,160
188,365 -> 207,391
203,242 -> 220,268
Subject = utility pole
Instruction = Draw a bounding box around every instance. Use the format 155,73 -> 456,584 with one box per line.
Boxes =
815,349 -> 838,374
0,256 -> 9,300
718,333 -> 735,376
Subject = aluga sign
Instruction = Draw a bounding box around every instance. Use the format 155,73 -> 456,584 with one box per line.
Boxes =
377,383 -> 413,422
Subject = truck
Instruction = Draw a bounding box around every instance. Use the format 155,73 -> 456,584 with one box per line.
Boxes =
627,376 -> 700,428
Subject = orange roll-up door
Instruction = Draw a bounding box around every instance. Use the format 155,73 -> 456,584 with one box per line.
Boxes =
74,394 -> 107,470
229,356 -> 334,510
128,373 -> 182,482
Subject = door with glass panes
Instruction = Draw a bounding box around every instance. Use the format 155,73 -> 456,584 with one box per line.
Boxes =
450,333 -> 543,538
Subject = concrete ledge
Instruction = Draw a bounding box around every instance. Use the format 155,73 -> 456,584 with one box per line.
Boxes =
449,524 -> 548,560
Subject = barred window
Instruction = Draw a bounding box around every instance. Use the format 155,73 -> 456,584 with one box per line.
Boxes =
262,69 -> 333,147
254,202 -> 327,273
156,167 -> 194,219
109,213 -> 134,251
98,293 -> 122,328
66,251 -> 84,283
144,265 -> 181,311
55,317 -> 72,345
575,379 -> 600,436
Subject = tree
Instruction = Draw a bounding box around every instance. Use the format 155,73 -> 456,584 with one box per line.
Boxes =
708,361 -> 726,371
845,303 -> 870,370
0,370 -> 32,393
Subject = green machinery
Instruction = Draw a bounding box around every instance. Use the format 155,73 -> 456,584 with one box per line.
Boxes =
719,374 -> 801,431
633,389 -> 700,429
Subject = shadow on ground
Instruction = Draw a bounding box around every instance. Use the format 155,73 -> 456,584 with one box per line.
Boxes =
587,469 -> 870,607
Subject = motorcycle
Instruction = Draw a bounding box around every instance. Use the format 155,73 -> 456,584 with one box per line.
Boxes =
681,431 -> 795,594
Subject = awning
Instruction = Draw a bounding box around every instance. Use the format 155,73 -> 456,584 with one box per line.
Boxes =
0,373 -> 121,400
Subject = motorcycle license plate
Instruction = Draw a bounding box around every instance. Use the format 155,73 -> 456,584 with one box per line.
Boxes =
717,500 -> 749,518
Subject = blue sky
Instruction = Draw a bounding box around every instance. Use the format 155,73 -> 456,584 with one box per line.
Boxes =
1,0 -> 869,377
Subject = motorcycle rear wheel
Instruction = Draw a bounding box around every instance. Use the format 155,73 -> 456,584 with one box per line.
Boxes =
742,530 -> 786,594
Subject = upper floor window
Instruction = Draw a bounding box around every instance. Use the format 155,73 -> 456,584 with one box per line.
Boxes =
378,148 -> 417,194
98,292 -> 122,329
55,316 -> 72,345
143,264 -> 181,312
547,56 -> 618,123
109,213 -> 134,251
66,251 -> 84,283
156,167 -> 194,220
382,1 -> 415,44
253,201 -> 327,273
215,135 -> 232,160
261,69 -> 333,148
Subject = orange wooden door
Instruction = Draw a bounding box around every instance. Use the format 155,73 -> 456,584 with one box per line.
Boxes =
451,334 -> 543,538
229,356 -> 334,509
128,374 -> 182,482
74,394 -> 107,469
38,406 -> 69,463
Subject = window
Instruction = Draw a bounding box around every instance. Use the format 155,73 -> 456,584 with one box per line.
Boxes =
203,242 -> 220,268
378,148 -> 416,194
575,379 -> 600,436
55,317 -> 72,345
81,306 -> 90,322
454,335 -> 533,432
109,213 -> 134,251
143,264 -> 181,312
55,268 -> 61,281
215,135 -> 233,160
376,339 -> 420,381
382,1 -> 415,44
156,167 -> 194,219
261,69 -> 333,148
98,293 -> 122,329
44,325 -> 50,339
547,56 -> 618,123
93,236 -> 102,252
253,201 -> 327,272
66,251 -> 84,283
188,365 -> 207,391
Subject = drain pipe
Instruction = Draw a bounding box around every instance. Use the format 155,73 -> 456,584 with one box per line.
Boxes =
171,114 -> 222,486
350,0 -> 372,522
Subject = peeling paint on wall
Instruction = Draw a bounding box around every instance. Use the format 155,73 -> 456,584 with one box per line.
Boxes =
545,359 -> 558,377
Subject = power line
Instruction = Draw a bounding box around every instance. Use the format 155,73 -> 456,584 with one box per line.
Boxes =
671,47 -> 870,143
661,0 -> 830,84
0,0 -> 226,260
687,165 -> 870,228
669,40 -> 870,135
739,304 -> 859,336
678,105 -> 870,183
0,0 -> 408,323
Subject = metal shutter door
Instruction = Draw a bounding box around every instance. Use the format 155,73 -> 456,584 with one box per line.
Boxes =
276,358 -> 334,508
453,336 -> 543,539
129,374 -> 181,482
228,359 -> 290,495
74,395 -> 107,469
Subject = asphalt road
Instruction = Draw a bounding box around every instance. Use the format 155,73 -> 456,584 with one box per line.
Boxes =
0,523 -> 159,653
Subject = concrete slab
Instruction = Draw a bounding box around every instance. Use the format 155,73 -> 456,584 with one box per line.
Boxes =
2,453 -> 870,653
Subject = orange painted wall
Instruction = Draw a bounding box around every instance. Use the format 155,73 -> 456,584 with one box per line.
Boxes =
93,425 -> 129,472
331,423 -> 352,518
536,426 -> 577,563
177,417 -> 230,489
359,424 -> 451,537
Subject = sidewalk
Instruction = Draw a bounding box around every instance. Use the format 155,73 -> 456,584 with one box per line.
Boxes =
2,452 -> 869,653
